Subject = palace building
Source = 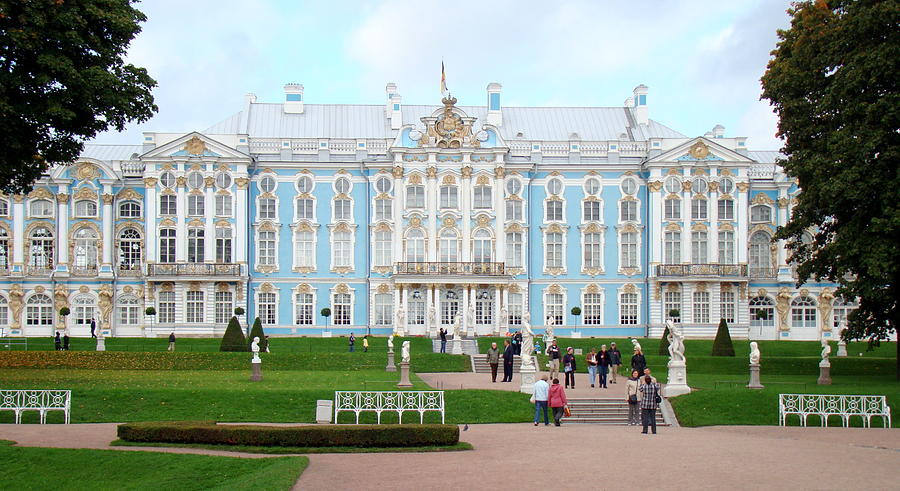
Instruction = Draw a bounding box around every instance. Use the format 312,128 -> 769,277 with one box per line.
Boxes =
0,83 -> 853,340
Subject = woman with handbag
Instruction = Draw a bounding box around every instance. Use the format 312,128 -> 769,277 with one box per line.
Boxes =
562,347 -> 577,388
625,370 -> 640,425
548,378 -> 569,426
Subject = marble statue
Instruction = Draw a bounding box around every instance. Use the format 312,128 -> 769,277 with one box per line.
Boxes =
543,315 -> 556,345
520,312 -> 535,366
820,338 -> 831,363
666,320 -> 685,363
631,338 -> 642,353
401,340 -> 410,363
499,307 -> 509,329
466,303 -> 475,329
251,336 -> 261,362
395,306 -> 406,328
453,313 -> 463,338
428,306 -> 437,326
749,341 -> 760,365
387,335 -> 394,351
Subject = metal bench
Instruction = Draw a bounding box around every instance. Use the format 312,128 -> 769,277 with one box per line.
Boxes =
779,394 -> 891,428
334,390 -> 445,424
0,390 -> 71,424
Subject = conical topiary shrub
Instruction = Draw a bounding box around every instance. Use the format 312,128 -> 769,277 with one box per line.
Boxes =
220,316 -> 247,352
247,317 -> 267,352
658,323 -> 671,356
711,318 -> 736,356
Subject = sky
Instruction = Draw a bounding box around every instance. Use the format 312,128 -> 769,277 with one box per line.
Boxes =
95,0 -> 794,150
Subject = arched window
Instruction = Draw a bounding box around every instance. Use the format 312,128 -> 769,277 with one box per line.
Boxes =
750,296 -> 775,328
406,229 -> 425,262
30,199 -> 54,217
833,297 -> 858,330
791,296 -> 817,329
439,229 -> 459,262
74,199 -> 98,218
472,229 -> 493,263
749,231 -> 772,276
71,294 -> 95,326
0,295 -> 8,326
29,227 -> 54,271
25,293 -> 53,327
118,228 -> 142,271
118,201 -> 141,218
73,228 -> 98,272
118,295 -> 140,325
751,205 -> 772,223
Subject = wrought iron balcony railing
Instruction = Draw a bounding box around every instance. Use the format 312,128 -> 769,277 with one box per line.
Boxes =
148,263 -> 243,277
395,262 -> 506,276
748,267 -> 778,279
656,263 -> 748,277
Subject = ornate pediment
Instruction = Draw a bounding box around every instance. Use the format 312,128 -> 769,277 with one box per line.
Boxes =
418,96 -> 480,149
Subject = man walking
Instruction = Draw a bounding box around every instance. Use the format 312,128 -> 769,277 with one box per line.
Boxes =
90,318 -> 96,338
363,335 -> 369,352
609,342 -> 622,384
168,331 -> 176,352
533,375 -> 550,426
54,331 -> 62,351
502,339 -> 515,382
638,375 -> 661,434
349,333 -> 355,352
487,342 -> 500,383
439,328 -> 447,353
547,340 -> 561,380
63,332 -> 70,351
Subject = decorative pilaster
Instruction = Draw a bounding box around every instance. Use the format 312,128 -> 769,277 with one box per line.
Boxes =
56,192 -> 70,272
101,192 -> 114,273
235,177 -> 248,264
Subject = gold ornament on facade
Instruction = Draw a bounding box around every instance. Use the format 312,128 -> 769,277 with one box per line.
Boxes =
751,193 -> 775,205
188,218 -> 204,228
204,176 -> 215,188
75,162 -> 101,181
184,136 -> 207,155
296,284 -> 312,294
189,163 -> 203,171
818,288 -> 835,331
78,286 -> 90,294
442,216 -> 456,228
691,167 -> 708,176
56,193 -> 69,204
494,166 -> 505,179
461,166 -> 473,179
775,287 -> 792,331
476,214 -> 490,227
648,181 -> 663,192
176,176 -> 187,187
681,180 -> 693,192
215,282 -> 230,292
215,219 -> 230,228
695,282 -> 707,292
619,267 -> 640,277
392,166 -> 404,179
188,282 -> 202,292
101,194 -> 114,205
332,266 -> 353,275
505,222 -> 523,233
143,177 -> 158,187
585,284 -> 600,294
72,187 -> 98,201
29,187 -> 55,200
12,194 -> 24,203
259,282 -> 274,293
622,283 -> 637,294
735,182 -> 749,192
545,267 -> 565,276
419,96 -> 480,149
123,285 -> 134,294
667,283 -> 680,292
335,283 -> 350,294
409,216 -> 422,227
160,163 -> 175,171
441,175 -> 456,185
374,222 -> 392,233
475,174 -> 490,186
720,283 -> 732,292
408,173 -> 422,185
159,218 -> 176,227
426,166 -> 438,178
258,221 -> 277,232
691,222 -> 708,232
719,222 -> 734,232
98,284 -> 113,325
689,141 -> 710,159
720,168 -> 732,177
654,283 -> 662,300
376,284 -> 390,294
547,284 -> 563,294
707,181 -> 719,192
777,197 -> 790,208
34,285 -> 46,294
235,177 -> 249,189
235,283 -> 244,301
117,188 -> 142,201
757,288 -> 768,298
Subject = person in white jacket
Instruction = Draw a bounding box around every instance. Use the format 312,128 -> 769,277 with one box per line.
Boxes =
532,375 -> 550,426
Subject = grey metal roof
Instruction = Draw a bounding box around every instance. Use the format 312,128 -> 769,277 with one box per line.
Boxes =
205,103 -> 686,142
81,144 -> 143,161
748,151 -> 783,163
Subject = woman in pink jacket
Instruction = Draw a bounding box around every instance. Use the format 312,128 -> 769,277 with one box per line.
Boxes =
548,378 -> 569,426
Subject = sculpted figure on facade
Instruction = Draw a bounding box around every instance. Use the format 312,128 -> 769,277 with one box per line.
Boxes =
98,284 -> 114,325
666,319 -> 685,363
428,306 -> 437,327
818,288 -> 835,331
499,307 -> 508,330
8,284 -> 24,329
453,314 -> 463,339
775,288 -> 792,330
395,305 -> 405,330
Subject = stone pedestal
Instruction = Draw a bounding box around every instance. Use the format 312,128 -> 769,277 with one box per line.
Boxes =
397,361 -> 413,387
386,350 -> 396,372
250,360 -> 262,382
747,363 -> 764,389
95,337 -> 105,351
662,360 -> 691,397
817,361 -> 832,385
321,331 -> 332,338
519,364 -> 537,394
570,331 -> 582,339
450,338 -> 463,355
836,340 -> 848,357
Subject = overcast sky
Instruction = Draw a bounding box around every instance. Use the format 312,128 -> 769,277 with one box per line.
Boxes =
95,0 -> 793,150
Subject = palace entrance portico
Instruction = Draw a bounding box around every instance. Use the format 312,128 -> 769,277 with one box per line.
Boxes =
392,261 -> 513,337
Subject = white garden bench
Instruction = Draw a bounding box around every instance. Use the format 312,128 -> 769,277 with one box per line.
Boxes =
334,390 -> 445,424
779,394 -> 891,428
0,390 -> 71,424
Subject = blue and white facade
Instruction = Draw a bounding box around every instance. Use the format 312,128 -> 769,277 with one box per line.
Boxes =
0,83 -> 853,340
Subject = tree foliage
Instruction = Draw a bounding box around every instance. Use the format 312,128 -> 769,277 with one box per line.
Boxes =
0,0 -> 157,193
247,317 -> 267,353
761,0 -> 900,378
658,324 -> 670,356
711,318 -> 735,357
220,316 -> 247,352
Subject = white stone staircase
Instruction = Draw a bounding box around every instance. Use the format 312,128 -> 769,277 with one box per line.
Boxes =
431,338 -> 479,355
562,398 -> 669,425
470,354 -> 537,373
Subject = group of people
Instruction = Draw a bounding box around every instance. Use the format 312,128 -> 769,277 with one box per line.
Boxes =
539,340 -> 623,389
53,331 -> 70,351
626,368 -> 661,434
347,333 -> 370,352
531,375 -> 569,426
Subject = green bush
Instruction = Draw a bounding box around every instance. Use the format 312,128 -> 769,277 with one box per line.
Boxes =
712,318 -> 736,356
117,422 -> 459,448
658,324 -> 671,356
247,317 -> 267,352
220,316 -> 247,352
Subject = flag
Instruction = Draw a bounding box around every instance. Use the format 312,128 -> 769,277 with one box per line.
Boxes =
440,62 -> 448,95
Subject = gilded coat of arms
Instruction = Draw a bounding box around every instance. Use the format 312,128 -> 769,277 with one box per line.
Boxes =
420,96 -> 479,149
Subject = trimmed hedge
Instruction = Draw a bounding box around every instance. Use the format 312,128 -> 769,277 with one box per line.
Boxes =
117,421 -> 459,448
220,316 -> 247,352
711,318 -> 736,356
658,324 -> 671,356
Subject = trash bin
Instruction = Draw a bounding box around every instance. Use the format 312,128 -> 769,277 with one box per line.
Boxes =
316,400 -> 333,424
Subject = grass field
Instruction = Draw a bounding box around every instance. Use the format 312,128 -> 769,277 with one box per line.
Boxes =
0,440 -> 307,490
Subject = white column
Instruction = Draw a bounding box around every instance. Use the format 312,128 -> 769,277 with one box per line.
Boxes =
426,171 -> 437,262
235,178 -> 248,263
393,284 -> 402,334
101,187 -> 113,267
461,173 -> 472,262
12,196 -> 24,268
495,171 -> 506,264
709,172 -> 718,265
650,182 -> 662,264
56,192 -> 70,267
492,286 -> 501,334
681,181 -> 690,264
144,179 -> 157,263
176,180 -> 187,261
204,181 -> 215,262
776,187 -> 789,267
461,284 -> 470,334
432,284 -> 440,330
737,184 -> 749,263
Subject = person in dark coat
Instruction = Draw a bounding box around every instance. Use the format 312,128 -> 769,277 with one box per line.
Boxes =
54,332 -> 62,351
439,328 -> 447,353
486,342 -> 501,383
631,347 -> 647,377
168,332 -> 176,351
90,318 -> 96,338
349,333 -> 355,352
513,331 -> 522,355
597,344 -> 612,388
562,347 -> 577,388
609,342 -> 622,384
63,333 -> 70,351
501,339 -> 515,382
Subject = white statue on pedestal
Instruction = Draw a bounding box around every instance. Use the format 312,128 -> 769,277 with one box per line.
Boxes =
631,338 -> 642,353
251,336 -> 261,363
520,312 -> 535,367
466,303 -> 475,331
453,313 -> 463,339
428,306 -> 437,328
387,335 -> 394,352
396,306 -> 405,330
543,315 -> 556,345
499,307 -> 508,330
401,340 -> 410,363
820,338 -> 831,364
666,320 -> 685,363
749,341 -> 760,365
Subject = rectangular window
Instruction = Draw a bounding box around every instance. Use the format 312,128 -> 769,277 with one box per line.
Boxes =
439,186 -> 458,209
295,231 -> 314,268
187,229 -> 205,263
717,199 -> 734,220
159,195 -> 176,215
215,291 -> 233,324
691,199 -> 708,220
215,195 -> 232,216
294,293 -> 313,325
693,291 -> 710,324
721,290 -> 736,324
259,198 -> 276,220
620,200 -> 637,222
583,232 -> 602,269
508,292 -> 523,326
374,231 -> 392,267
216,229 -> 232,263
334,199 -> 351,221
409,294 -> 425,325
186,291 -> 204,323
545,232 -> 563,269
664,290 -> 682,322
583,292 -> 603,325
296,199 -> 314,220
664,198 -> 681,220
583,201 -> 601,222
620,232 -> 638,268
333,231 -> 352,268
158,291 -> 175,323
620,293 -> 638,325
374,293 -> 393,326
751,205 -> 772,222
506,232 -> 523,268
258,292 -> 276,325
188,195 -> 205,216
333,293 -> 351,325
546,201 -> 563,221
0,300 -> 8,325
506,200 -> 523,221
664,231 -> 681,263
691,231 -> 708,263
473,186 -> 492,209
118,302 -> 140,325
718,231 -> 734,264
159,229 -> 176,263
545,293 -> 564,326
258,231 -> 276,266
406,185 -> 425,208
374,199 -> 392,221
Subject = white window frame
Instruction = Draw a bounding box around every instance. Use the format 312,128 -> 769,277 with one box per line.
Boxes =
215,291 -> 233,325
473,184 -> 492,209
332,291 -> 353,325
187,228 -> 205,263
439,185 -> 458,210
691,197 -> 708,220
717,199 -> 734,221
374,293 -> 393,326
791,296 -> 818,329
693,291 -> 710,324
439,229 -> 460,263
582,291 -> 603,326
691,230 -> 709,264
405,228 -> 426,262
583,200 -> 602,222
751,204 -> 772,223
373,229 -> 393,267
720,290 -> 736,324
544,230 -> 565,270
258,197 -> 277,221
664,197 -> 681,221
159,228 -> 176,263
186,291 -> 205,324
543,290 -> 565,326
120,296 -> 142,325
187,195 -> 205,217
118,200 -> 142,219
330,227 -> 356,270
215,194 -> 232,217
158,291 -> 176,324
374,198 -> 393,221
29,199 -> 54,218
333,198 -> 353,222
25,293 -> 54,327
718,230 -> 735,264
620,199 -> 638,222
256,227 -> 279,269
159,195 -> 176,216
215,228 -> 233,263
620,291 -> 639,325
293,291 -> 315,325
618,228 -> 640,270
293,227 -> 317,269
664,289 -> 682,323
545,200 -> 564,222
506,231 -> 524,269
257,291 -> 278,325
406,185 -> 425,209
581,229 -> 605,271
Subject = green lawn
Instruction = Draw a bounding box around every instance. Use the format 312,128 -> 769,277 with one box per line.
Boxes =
0,440 -> 307,490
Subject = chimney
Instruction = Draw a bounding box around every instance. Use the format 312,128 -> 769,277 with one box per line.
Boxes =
486,82 -> 502,127
245,93 -> 257,105
386,83 -> 402,130
284,84 -> 304,114
711,124 -> 725,138
632,84 -> 648,126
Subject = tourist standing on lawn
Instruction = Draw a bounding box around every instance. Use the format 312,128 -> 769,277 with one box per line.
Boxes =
548,378 -> 569,426
631,347 -> 646,376
626,370 -> 640,425
597,345 -> 611,388
533,375 -> 550,426
168,331 -> 176,351
63,332 -> 70,351
349,333 -> 356,352
487,342 -> 500,383
513,331 -> 522,355
54,331 -> 62,351
609,342 -> 622,384
547,340 -> 561,380
363,335 -> 369,352
439,328 -> 447,353
638,375 -> 661,434
502,339 -> 515,382
585,348 -> 599,387
562,347 -> 577,388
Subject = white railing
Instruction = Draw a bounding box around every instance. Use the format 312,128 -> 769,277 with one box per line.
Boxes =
0,389 -> 71,424
334,390 -> 445,424
779,394 -> 891,428
291,140 -> 319,153
748,164 -> 777,179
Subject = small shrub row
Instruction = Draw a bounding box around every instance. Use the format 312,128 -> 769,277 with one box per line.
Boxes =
117,421 -> 459,448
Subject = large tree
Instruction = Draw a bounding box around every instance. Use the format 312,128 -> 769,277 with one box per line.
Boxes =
761,0 -> 899,378
0,0 -> 157,193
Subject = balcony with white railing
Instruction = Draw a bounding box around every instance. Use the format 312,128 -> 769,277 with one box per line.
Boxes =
147,263 -> 244,278
395,262 -> 507,276
656,263 -> 748,278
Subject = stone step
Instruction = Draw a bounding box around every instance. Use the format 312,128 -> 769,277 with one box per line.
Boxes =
432,339 -> 479,355
470,354 -> 537,373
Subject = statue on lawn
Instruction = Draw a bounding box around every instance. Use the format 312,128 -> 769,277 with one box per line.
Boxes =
387,335 -> 394,352
666,319 -> 685,363
820,338 -> 831,364
749,341 -> 760,365
251,336 -> 261,362
453,313 -> 463,339
401,340 -> 410,363
520,312 -> 535,368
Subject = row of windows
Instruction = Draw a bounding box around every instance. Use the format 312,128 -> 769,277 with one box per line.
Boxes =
159,195 -> 232,217
158,171 -> 232,190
